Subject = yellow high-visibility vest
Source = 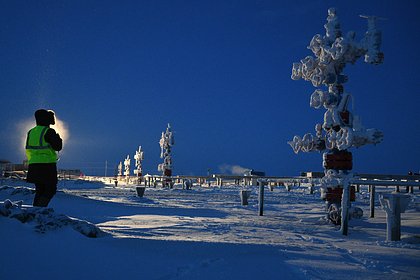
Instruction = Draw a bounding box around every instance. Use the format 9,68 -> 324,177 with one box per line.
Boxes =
25,126 -> 58,164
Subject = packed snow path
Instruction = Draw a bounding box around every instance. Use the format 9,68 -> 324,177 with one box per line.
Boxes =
0,179 -> 419,280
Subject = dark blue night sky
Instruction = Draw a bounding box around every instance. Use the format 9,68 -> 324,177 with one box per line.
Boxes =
1,0 -> 419,176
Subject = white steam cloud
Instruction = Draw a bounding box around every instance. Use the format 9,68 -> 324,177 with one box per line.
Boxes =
219,164 -> 250,175
18,116 -> 70,156
52,117 -> 70,146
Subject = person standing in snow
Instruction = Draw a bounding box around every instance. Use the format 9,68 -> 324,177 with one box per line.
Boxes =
25,109 -> 63,207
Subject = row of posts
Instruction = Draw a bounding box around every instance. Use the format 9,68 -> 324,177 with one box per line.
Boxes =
339,183 -> 413,241
129,173 -> 415,242
242,181 -> 414,242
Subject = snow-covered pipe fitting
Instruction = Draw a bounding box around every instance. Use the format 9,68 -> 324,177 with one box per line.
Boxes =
124,155 -> 130,177
360,15 -> 385,65
301,133 -> 315,152
288,9 -> 385,235
288,133 -> 321,154
335,127 -> 353,150
158,123 -> 175,178
351,128 -> 383,147
308,34 -> 324,57
117,161 -> 123,177
324,7 -> 341,42
315,123 -> 323,138
325,130 -> 337,150
291,63 -> 302,80
310,67 -> 324,87
329,37 -> 348,60
310,89 -> 327,109
379,193 -> 411,241
288,135 -> 303,154
300,57 -> 315,82
134,146 -> 144,184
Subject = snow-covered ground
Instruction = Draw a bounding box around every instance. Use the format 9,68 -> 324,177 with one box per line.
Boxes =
0,178 -> 419,280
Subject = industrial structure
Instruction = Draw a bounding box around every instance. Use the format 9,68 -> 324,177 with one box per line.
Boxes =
288,8 -> 386,234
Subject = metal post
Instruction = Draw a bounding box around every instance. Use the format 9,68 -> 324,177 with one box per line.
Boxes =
258,183 -> 264,216
309,183 -> 314,194
369,185 -> 375,218
390,201 -> 402,241
340,183 -> 350,236
240,190 -> 250,206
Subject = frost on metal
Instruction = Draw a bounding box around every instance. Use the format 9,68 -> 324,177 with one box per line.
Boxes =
288,8 -> 385,229
134,146 -> 144,176
117,161 -> 123,176
123,155 -> 130,177
379,193 -> 411,241
133,146 -> 144,184
158,123 -> 175,178
288,8 -> 384,157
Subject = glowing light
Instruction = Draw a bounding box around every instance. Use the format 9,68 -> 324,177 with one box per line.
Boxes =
52,116 -> 70,146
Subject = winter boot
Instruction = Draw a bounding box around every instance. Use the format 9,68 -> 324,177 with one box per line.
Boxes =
33,195 -> 51,207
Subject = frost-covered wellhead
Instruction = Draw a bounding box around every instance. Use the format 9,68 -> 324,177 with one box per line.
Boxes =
288,8 -> 385,228
288,7 -> 384,166
158,124 -> 175,187
134,146 -> 144,183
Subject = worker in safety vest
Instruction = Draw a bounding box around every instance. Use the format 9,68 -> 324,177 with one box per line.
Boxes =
25,109 -> 63,207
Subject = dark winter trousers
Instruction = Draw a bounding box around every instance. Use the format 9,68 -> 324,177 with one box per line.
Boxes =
33,183 -> 57,207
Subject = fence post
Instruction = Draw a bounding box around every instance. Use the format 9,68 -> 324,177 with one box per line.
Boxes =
240,190 -> 251,206
258,180 -> 266,216
309,183 -> 314,194
369,185 -> 375,218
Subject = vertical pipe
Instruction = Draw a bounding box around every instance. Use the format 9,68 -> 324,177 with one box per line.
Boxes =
385,195 -> 402,241
258,184 -> 264,216
369,185 -> 375,218
341,183 -> 350,236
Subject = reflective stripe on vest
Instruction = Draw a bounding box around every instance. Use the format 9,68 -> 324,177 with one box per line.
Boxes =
25,126 -> 57,164
25,126 -> 50,150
